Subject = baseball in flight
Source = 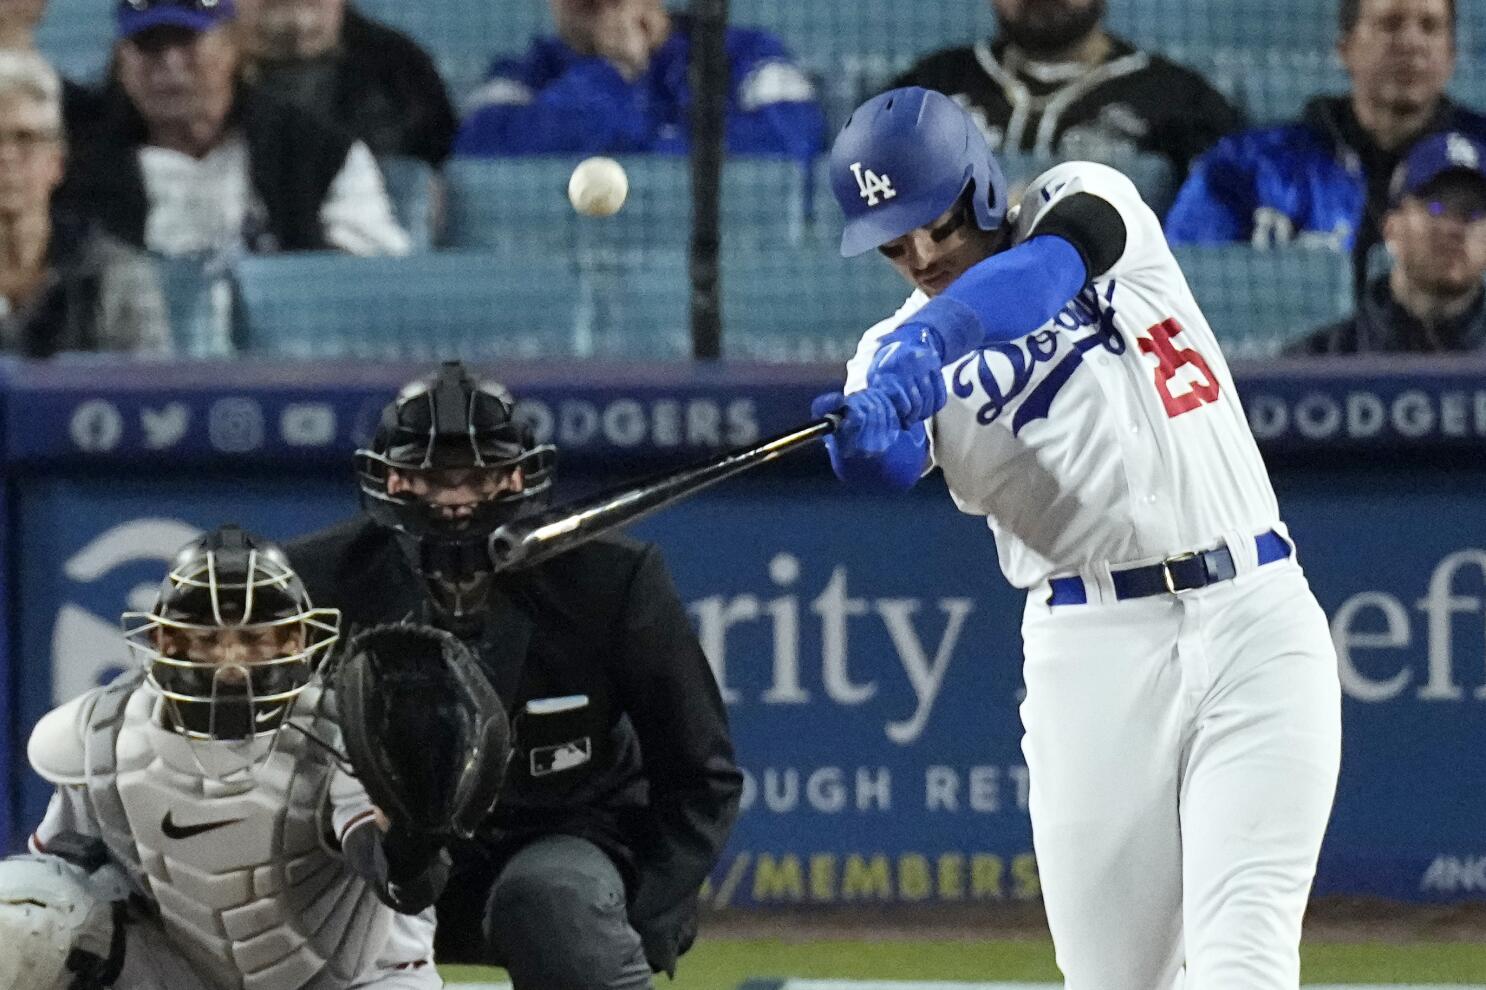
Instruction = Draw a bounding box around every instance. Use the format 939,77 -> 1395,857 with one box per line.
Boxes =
568,156 -> 629,217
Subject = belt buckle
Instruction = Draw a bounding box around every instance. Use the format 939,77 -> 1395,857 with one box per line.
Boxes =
1161,551 -> 1200,595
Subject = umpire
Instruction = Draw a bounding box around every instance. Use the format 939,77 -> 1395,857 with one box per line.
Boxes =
287,362 -> 742,990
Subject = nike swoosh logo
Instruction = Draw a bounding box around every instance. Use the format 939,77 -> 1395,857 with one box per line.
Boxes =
161,811 -> 244,840
256,705 -> 285,724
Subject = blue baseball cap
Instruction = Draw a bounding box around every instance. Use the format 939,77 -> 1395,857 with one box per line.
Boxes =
1392,131 -> 1486,203
117,0 -> 237,39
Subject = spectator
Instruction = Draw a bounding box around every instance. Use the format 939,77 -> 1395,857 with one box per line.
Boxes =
1292,131 -> 1486,354
0,0 -> 106,129
0,0 -> 40,51
1167,0 -> 1485,291
236,0 -> 457,165
892,0 -> 1241,178
454,0 -> 825,160
58,0 -> 409,258
0,50 -> 169,357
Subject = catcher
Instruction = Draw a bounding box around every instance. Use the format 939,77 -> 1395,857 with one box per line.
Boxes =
0,525 -> 509,990
287,362 -> 742,990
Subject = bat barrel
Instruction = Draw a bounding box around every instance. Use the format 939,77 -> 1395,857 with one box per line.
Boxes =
488,414 -> 839,572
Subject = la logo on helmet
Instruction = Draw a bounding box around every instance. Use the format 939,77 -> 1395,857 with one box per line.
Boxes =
850,162 -> 897,206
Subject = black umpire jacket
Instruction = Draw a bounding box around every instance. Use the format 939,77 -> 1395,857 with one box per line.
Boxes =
286,519 -> 742,939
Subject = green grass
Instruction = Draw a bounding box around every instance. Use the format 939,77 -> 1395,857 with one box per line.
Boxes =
441,939 -> 1486,988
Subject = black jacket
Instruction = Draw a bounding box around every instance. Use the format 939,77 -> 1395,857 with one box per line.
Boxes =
286,519 -> 741,946
894,34 -> 1242,178
244,8 -> 457,165
57,82 -> 355,252
1290,274 -> 1486,355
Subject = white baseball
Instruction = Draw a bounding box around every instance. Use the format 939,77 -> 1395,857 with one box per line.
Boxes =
568,157 -> 629,217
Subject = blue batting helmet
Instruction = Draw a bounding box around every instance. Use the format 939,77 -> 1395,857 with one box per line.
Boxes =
829,87 -> 1007,258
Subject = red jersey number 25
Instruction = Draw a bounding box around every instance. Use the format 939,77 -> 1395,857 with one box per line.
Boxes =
1138,318 -> 1220,417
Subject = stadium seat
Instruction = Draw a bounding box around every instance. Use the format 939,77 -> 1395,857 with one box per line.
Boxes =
376,156 -> 440,253
235,251 -> 586,360
154,254 -> 236,357
717,247 -> 908,363
36,0 -> 115,85
443,156 -> 809,252
1172,244 -> 1353,359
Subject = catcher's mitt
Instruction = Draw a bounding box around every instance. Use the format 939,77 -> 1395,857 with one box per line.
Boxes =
335,623 -> 510,839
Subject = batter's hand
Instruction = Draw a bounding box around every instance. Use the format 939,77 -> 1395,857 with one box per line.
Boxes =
812,389 -> 902,458
865,323 -> 948,426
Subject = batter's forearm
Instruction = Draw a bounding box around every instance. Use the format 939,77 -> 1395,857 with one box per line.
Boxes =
912,234 -> 1088,361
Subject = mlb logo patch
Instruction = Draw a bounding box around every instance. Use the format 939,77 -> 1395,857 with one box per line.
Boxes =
530,737 -> 592,776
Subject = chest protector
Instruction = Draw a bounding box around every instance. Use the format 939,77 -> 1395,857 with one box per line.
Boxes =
78,676 -> 393,990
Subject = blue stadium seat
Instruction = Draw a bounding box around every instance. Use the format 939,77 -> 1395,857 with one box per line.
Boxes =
574,251 -> 692,360
579,246 -> 905,363
235,251 -> 585,360
443,156 -> 808,251
154,254 -> 236,357
711,247 -> 906,362
376,156 -> 439,253
36,0 -> 115,85
1172,244 -> 1353,359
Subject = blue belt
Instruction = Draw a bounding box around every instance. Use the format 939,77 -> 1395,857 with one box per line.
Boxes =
1047,530 -> 1292,607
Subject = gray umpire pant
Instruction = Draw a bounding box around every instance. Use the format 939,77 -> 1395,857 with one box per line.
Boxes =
481,834 -> 654,990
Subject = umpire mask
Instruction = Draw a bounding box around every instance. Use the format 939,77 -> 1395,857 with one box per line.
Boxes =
122,525 -> 341,776
356,362 -> 556,626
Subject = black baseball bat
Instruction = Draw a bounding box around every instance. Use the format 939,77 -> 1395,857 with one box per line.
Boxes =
488,412 -> 841,573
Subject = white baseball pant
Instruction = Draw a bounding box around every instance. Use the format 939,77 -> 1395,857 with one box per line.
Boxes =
1019,559 -> 1342,990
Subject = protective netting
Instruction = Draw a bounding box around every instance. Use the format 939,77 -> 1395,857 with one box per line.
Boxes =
32,0 -> 1483,360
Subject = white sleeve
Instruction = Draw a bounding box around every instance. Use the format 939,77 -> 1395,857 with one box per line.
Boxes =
327,762 -> 380,848
319,141 -> 413,257
30,788 -> 103,853
1012,161 -> 1167,280
843,289 -> 930,393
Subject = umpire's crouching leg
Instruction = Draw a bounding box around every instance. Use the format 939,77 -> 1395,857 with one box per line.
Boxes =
482,834 -> 654,990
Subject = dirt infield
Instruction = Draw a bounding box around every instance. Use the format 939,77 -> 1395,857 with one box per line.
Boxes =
701,897 -> 1486,943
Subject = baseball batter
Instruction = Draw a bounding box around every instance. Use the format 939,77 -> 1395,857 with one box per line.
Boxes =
813,87 -> 1342,989
0,526 -> 445,990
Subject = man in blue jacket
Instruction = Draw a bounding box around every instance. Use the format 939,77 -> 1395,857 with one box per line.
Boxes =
1166,0 -> 1486,290
1290,130 -> 1486,354
453,0 -> 825,161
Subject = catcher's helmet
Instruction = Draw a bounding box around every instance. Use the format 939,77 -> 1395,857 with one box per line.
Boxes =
830,86 -> 1008,257
122,525 -> 340,757
356,361 -> 556,544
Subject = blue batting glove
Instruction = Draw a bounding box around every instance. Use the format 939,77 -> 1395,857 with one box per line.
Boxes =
812,389 -> 901,459
865,323 -> 949,426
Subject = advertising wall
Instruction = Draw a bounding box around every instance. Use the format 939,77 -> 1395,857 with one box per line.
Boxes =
3,359 -> 1484,906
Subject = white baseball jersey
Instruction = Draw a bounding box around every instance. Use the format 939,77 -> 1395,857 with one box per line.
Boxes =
27,678 -> 436,990
846,161 -> 1281,590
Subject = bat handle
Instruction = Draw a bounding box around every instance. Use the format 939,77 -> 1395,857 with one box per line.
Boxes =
820,410 -> 844,433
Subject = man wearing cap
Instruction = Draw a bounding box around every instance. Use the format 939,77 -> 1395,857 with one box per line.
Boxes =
57,0 -> 409,260
235,0 -> 456,166
1292,130 -> 1486,353
1167,0 -> 1486,293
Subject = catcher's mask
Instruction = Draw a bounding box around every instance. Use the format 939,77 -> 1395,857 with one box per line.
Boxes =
356,362 -> 556,622
122,525 -> 340,773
